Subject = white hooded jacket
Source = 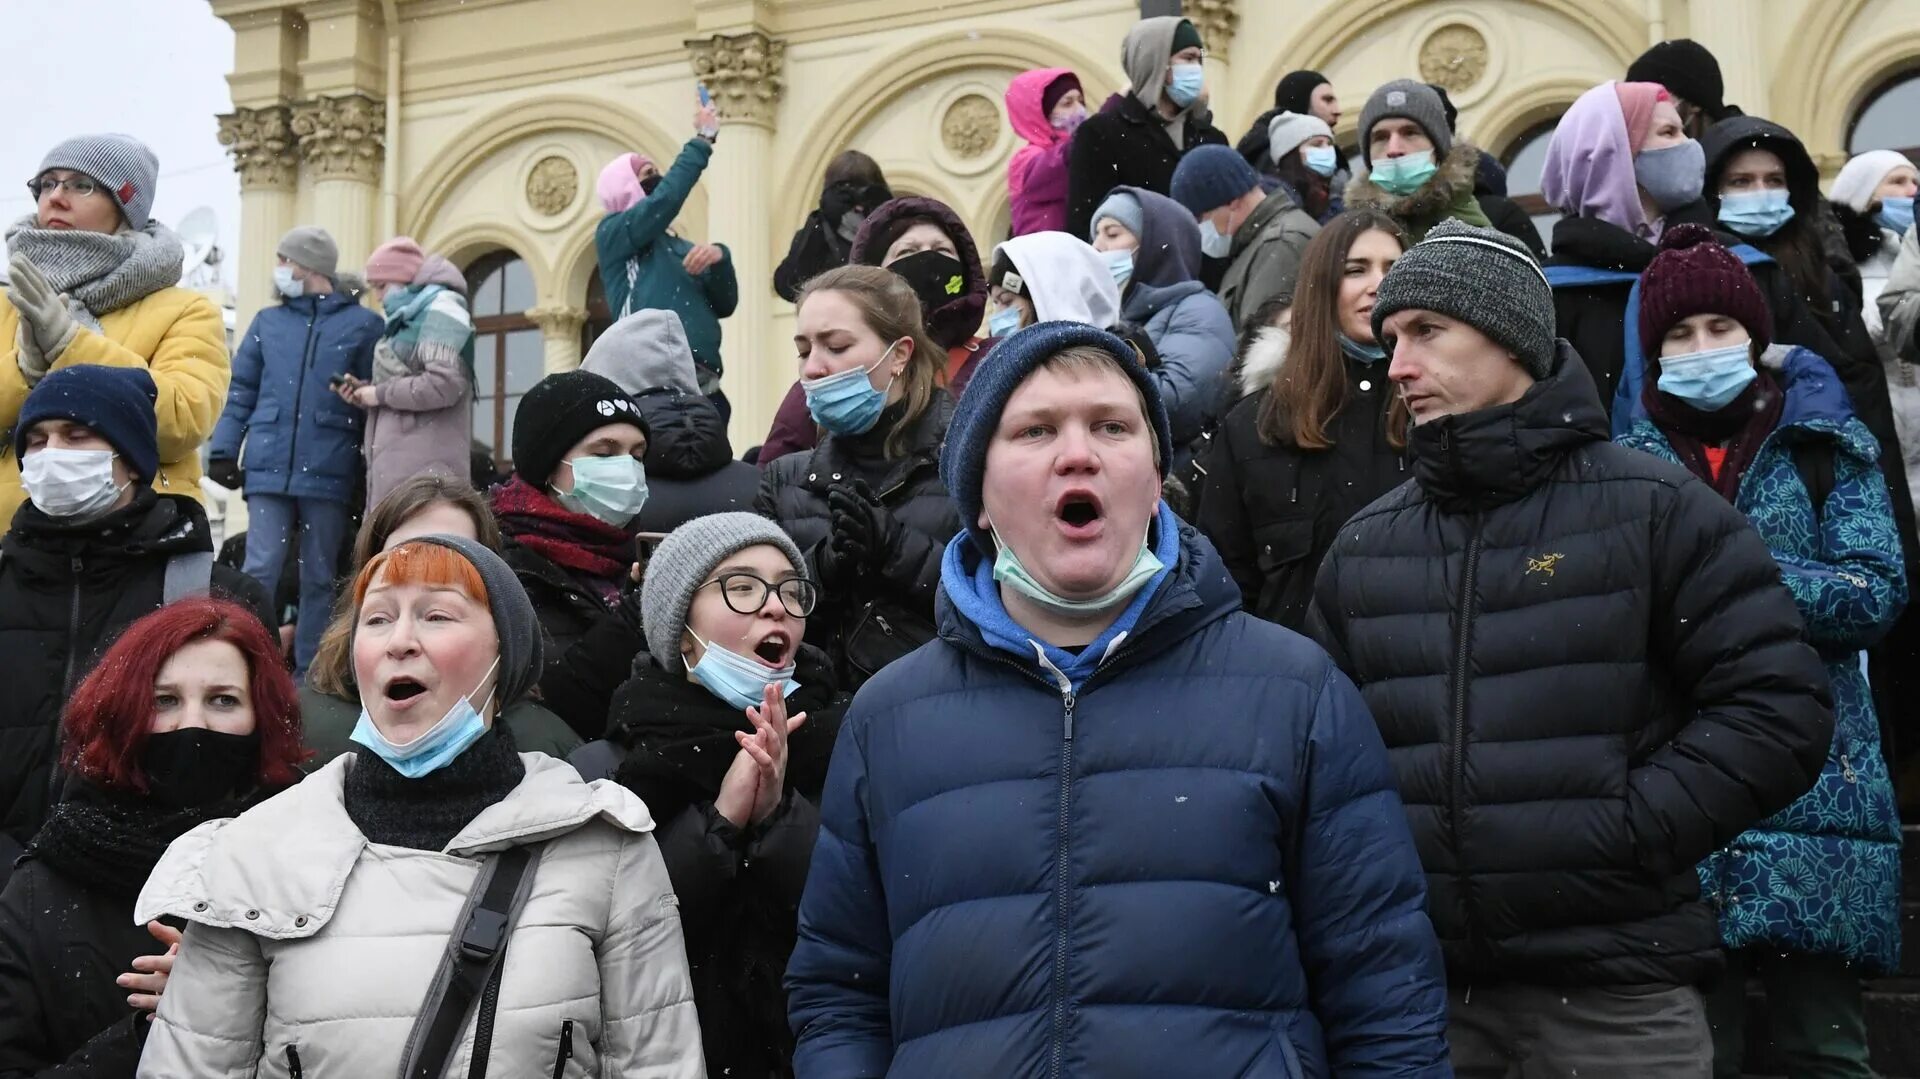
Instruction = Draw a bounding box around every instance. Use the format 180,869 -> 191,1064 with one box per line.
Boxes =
995,231 -> 1122,330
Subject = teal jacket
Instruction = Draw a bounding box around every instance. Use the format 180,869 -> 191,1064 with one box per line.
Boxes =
595,138 -> 738,381
1619,346 -> 1908,972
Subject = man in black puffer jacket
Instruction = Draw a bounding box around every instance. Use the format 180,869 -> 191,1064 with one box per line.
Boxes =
1306,221 -> 1832,1072
0,367 -> 274,887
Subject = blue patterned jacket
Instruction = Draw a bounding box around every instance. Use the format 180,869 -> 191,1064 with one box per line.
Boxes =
1619,346 -> 1908,972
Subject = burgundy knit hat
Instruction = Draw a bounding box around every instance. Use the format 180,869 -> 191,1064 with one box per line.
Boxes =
1638,224 -> 1772,355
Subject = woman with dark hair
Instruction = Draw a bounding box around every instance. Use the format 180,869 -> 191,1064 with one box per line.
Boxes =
0,597 -> 305,1076
302,475 -> 579,767
1197,210 -> 1411,630
1261,112 -> 1343,224
1235,69 -> 1341,180
773,150 -> 893,302
758,266 -> 957,687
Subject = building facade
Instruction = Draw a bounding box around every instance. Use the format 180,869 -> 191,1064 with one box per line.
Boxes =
210,0 -> 1920,464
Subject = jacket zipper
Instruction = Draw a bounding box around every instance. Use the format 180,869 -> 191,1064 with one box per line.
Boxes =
1449,519 -> 1484,960
284,312 -> 320,473
1048,680 -> 1076,1079
551,1020 -> 574,1079
285,1045 -> 304,1079
48,556 -> 83,806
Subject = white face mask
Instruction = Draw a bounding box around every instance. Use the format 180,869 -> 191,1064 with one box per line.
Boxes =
273,265 -> 304,300
22,448 -> 126,522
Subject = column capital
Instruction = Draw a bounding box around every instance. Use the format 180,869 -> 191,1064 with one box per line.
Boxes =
686,31 -> 786,130
290,93 -> 386,183
218,104 -> 301,191
1182,0 -> 1239,62
526,304 -> 590,337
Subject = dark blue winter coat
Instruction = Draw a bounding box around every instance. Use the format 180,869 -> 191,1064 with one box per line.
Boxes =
1619,347 -> 1907,972
209,291 -> 381,503
786,505 -> 1450,1078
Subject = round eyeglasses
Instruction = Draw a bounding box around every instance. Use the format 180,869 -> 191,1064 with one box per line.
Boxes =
698,572 -> 818,617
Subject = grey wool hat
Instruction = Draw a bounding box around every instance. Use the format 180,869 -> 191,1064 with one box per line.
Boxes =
38,134 -> 160,230
1372,218 -> 1556,379
388,534 -> 546,707
1359,80 -> 1453,167
276,226 -> 340,279
641,512 -> 808,674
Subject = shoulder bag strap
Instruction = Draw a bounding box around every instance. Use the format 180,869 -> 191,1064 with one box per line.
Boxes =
164,550 -> 217,605
396,843 -> 544,1079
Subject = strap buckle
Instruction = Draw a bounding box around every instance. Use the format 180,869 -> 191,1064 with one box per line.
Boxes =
459,908 -> 508,963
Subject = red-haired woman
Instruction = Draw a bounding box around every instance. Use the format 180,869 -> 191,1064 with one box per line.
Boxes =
0,597 -> 304,1077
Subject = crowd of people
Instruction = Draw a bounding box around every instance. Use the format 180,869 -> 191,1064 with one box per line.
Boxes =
0,12 -> 1917,1078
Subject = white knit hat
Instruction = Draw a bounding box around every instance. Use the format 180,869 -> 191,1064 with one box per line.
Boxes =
1831,150 -> 1915,213
1267,111 -> 1335,166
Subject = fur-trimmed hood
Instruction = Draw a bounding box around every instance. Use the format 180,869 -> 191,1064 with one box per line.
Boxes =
1235,322 -> 1292,398
1345,141 -> 1484,233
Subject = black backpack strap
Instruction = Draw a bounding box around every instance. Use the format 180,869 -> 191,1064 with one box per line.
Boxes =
1793,440 -> 1837,526
397,843 -> 543,1079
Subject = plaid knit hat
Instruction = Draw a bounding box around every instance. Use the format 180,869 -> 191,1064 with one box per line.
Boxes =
1359,80 -> 1454,167
640,512 -> 807,673
1170,145 -> 1261,216
511,370 -> 650,490
1373,219 -> 1556,379
15,365 -> 160,482
1637,223 -> 1772,355
941,322 -> 1171,553
38,134 -> 159,230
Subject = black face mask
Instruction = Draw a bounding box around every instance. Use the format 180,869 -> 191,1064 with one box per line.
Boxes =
141,728 -> 261,809
886,248 -> 969,315
639,173 -> 663,197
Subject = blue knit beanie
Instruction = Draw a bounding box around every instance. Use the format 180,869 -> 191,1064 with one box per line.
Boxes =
940,321 -> 1172,553
15,366 -> 159,482
1170,144 -> 1261,217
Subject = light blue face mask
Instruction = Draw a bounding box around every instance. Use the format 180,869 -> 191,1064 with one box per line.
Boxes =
1166,63 -> 1205,108
350,657 -> 500,780
1657,341 -> 1757,411
1101,248 -> 1135,289
686,628 -> 800,711
1371,151 -> 1438,196
987,306 -> 1024,340
1878,196 -> 1915,236
273,265 -> 304,300
1338,334 -> 1387,363
1198,217 -> 1233,259
1302,145 -> 1340,178
990,520 -> 1163,616
1718,189 -> 1795,237
802,341 -> 899,435
554,454 -> 648,528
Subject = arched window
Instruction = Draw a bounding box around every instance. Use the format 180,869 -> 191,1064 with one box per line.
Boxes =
1850,71 -> 1920,159
466,251 -> 543,472
1501,118 -> 1563,252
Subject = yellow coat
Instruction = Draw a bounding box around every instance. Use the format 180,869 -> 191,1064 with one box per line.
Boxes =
0,286 -> 229,525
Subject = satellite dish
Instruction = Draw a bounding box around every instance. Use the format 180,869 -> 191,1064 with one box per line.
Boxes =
178,207 -> 221,285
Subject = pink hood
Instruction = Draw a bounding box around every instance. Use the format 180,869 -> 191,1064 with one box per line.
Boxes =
598,152 -> 656,214
1007,68 -> 1076,206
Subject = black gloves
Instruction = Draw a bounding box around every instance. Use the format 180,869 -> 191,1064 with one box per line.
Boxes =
207,457 -> 242,491
819,480 -> 899,586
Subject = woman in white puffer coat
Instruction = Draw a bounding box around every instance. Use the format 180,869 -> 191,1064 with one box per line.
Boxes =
134,534 -> 703,1078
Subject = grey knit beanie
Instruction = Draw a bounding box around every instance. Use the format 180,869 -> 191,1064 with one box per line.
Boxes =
1359,80 -> 1453,167
641,513 -> 807,674
386,534 -> 546,707
276,226 -> 340,279
38,134 -> 159,230
1372,219 -> 1556,379
1267,111 -> 1335,165
1090,190 -> 1145,241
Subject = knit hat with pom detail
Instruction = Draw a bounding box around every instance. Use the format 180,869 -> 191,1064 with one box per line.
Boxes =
1636,223 -> 1772,356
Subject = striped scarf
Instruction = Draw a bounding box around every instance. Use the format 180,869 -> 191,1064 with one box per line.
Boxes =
4,215 -> 184,330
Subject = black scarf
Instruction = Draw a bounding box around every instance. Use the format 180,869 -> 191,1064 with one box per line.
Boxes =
26,781 -> 246,898
344,726 -> 527,852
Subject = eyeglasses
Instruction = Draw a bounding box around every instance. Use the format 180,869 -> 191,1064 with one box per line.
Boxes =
698,572 -> 818,617
27,174 -> 101,200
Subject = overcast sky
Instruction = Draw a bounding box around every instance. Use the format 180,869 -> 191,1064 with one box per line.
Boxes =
0,0 -> 239,287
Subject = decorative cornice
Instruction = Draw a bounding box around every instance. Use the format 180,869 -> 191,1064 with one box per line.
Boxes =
1182,0 -> 1239,62
290,93 -> 386,183
686,31 -> 786,129
217,104 -> 300,190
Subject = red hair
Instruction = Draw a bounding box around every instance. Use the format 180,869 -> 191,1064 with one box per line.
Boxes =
62,597 -> 308,793
353,541 -> 489,610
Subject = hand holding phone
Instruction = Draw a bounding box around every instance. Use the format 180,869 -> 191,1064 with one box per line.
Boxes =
695,85 -> 721,142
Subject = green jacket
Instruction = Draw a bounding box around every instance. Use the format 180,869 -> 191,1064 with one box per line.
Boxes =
297,685 -> 584,773
594,138 -> 738,383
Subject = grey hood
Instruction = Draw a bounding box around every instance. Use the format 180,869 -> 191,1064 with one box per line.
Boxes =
1123,17 -> 1183,111
582,309 -> 702,397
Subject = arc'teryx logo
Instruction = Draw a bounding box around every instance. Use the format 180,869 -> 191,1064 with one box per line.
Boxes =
1526,552 -> 1565,579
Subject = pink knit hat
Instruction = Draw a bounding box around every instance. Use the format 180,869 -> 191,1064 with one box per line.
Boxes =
365,237 -> 425,286
598,153 -> 656,214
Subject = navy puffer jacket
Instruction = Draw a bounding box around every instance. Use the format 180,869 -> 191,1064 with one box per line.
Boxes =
787,514 -> 1450,1078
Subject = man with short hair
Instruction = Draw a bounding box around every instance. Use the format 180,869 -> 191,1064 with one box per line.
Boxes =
0,366 -> 272,887
788,321 -> 1450,1077
209,226 -> 381,676
1305,220 -> 1833,1073
1345,79 -> 1491,239
1170,144 -> 1321,328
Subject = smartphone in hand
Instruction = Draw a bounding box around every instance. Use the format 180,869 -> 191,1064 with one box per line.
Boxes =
697,83 -> 712,108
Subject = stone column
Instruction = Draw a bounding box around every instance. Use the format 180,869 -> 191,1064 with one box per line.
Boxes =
688,30 -> 785,446
1183,0 -> 1239,60
291,93 -> 386,275
1686,0 -> 1768,119
217,105 -> 300,340
527,305 -> 589,374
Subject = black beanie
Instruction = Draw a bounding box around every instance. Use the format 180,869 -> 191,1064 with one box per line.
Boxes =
1273,70 -> 1328,113
511,370 -> 649,488
1627,39 -> 1727,118
1170,18 -> 1204,55
988,249 -> 1029,298
1428,84 -> 1460,134
1041,73 -> 1083,119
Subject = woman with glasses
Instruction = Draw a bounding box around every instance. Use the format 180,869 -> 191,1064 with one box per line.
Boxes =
0,134 -> 227,525
580,512 -> 847,1079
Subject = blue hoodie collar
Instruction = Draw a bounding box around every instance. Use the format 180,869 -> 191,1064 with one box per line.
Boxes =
940,501 -> 1182,690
